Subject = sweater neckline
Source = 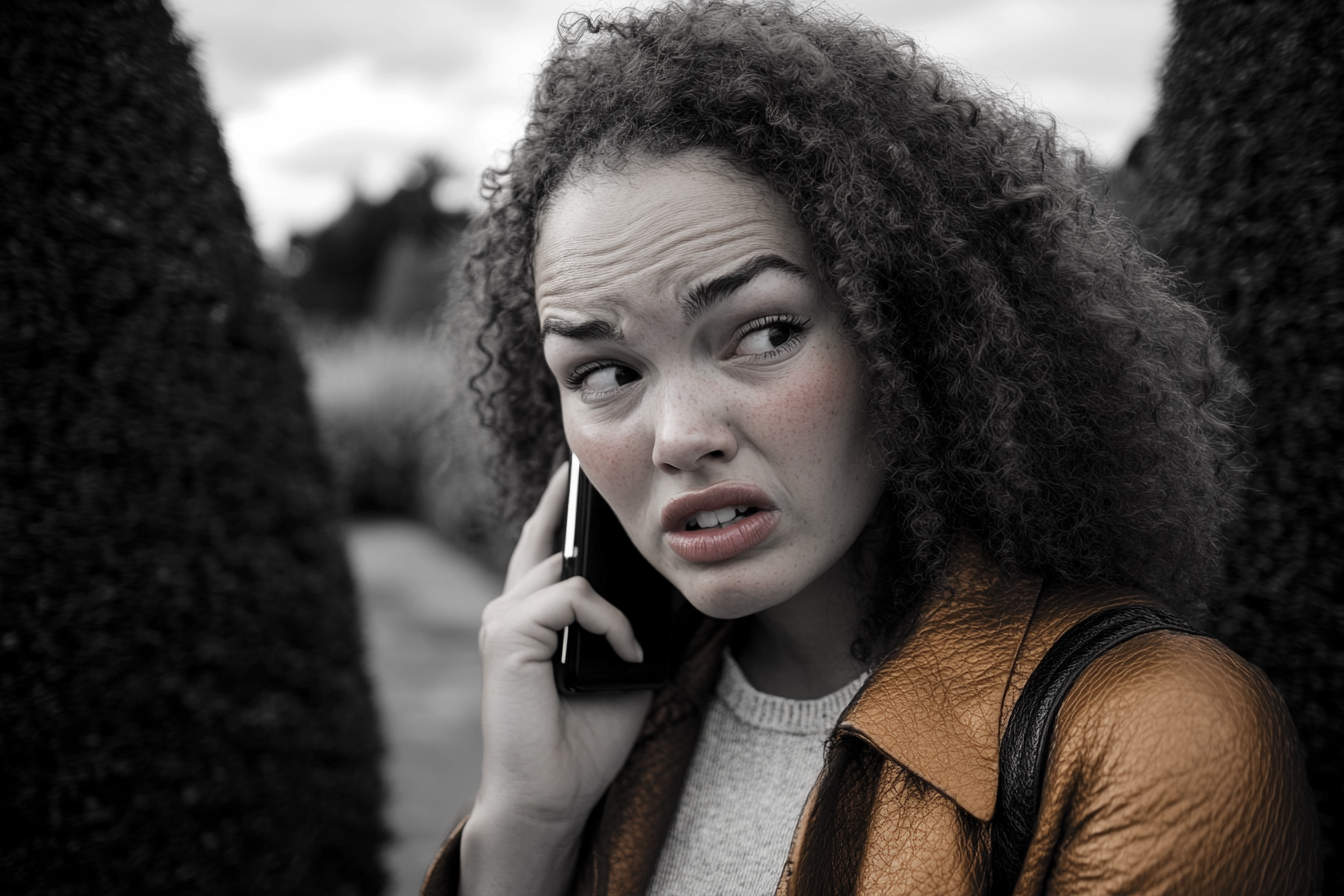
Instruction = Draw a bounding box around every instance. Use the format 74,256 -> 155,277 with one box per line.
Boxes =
716,650 -> 867,735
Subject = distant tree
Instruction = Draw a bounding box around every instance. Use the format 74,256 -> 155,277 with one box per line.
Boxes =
1137,0 -> 1344,882
288,157 -> 470,328
0,1 -> 386,893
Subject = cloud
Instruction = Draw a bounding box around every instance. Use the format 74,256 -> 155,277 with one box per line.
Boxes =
219,55 -> 507,248
171,0 -> 1171,251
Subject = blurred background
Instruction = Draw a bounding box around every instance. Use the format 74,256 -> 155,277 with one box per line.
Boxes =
161,2 -> 1176,894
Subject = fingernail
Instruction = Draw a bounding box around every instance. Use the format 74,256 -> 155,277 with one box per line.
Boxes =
633,644 -> 645,664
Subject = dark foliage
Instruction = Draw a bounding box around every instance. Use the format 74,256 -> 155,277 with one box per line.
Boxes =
462,0 -> 1247,656
0,1 -> 386,893
1136,0 -> 1344,881
289,158 -> 469,327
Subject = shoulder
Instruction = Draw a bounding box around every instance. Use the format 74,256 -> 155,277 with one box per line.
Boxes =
1015,584 -> 1304,775
1064,627 -> 1294,768
1038,627 -> 1320,894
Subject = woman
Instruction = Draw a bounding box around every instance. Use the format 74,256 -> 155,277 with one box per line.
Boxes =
428,2 -> 1319,894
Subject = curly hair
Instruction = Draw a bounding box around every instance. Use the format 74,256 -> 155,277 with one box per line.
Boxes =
459,0 -> 1247,651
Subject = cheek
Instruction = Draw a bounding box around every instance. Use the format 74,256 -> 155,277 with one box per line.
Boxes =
750,348 -> 869,469
561,403 -> 650,518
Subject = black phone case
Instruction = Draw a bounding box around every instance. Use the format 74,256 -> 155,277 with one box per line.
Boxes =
553,459 -> 673,693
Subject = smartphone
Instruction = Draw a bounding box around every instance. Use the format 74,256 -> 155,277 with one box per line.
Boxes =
553,454 -> 674,693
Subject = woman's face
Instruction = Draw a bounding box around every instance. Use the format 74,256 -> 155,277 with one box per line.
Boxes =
535,152 -> 885,619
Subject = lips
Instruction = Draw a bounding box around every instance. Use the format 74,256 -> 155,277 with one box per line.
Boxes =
662,482 -> 780,563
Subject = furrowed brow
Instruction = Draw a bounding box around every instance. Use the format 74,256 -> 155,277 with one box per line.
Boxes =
540,318 -> 624,342
680,254 -> 809,322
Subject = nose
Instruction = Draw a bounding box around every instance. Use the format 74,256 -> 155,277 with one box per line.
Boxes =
649,378 -> 738,473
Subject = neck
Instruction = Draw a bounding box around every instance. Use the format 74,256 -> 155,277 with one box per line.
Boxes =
733,558 -> 865,699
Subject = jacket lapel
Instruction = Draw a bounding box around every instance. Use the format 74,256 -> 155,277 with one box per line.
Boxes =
837,543 -> 1044,822
581,542 -> 1052,896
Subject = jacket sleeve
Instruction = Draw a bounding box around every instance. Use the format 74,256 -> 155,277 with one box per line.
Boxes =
420,815 -> 467,896
1016,630 -> 1320,895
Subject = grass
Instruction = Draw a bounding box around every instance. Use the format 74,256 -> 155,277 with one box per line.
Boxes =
300,322 -> 515,571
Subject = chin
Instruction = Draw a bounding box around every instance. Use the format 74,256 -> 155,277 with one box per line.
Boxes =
681,591 -> 776,621
664,561 -> 799,621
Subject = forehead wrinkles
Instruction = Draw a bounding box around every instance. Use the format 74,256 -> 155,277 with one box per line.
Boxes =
536,174 -> 805,305
536,210 -> 788,301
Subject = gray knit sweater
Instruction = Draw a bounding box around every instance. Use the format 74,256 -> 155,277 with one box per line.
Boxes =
645,652 -> 866,896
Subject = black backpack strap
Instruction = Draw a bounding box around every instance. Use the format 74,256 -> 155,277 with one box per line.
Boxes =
990,604 -> 1203,895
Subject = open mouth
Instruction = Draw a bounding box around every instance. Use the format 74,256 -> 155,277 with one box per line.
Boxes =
685,506 -> 761,531
662,483 -> 778,563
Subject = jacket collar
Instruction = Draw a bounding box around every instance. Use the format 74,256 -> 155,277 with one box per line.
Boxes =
837,541 -> 1044,822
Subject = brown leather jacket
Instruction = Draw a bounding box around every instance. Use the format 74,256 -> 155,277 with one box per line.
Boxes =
424,545 -> 1320,895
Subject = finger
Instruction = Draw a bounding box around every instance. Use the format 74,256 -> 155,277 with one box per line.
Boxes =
486,577 -> 643,665
505,462 -> 571,589
539,578 -> 643,664
485,552 -> 563,616
570,588 -> 644,664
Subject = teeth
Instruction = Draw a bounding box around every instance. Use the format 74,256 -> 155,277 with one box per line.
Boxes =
689,506 -> 754,530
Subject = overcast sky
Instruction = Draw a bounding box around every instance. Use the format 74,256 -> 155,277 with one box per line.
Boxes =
168,0 -> 1173,253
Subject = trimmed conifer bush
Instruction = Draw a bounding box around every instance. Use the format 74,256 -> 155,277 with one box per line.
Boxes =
0,1 -> 386,893
1137,0 -> 1344,882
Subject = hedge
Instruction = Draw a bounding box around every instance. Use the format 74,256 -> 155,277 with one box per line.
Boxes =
0,1 -> 386,892
1137,0 -> 1344,882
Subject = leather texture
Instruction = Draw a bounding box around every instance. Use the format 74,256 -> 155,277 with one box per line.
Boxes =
990,605 -> 1203,895
422,543 -> 1320,896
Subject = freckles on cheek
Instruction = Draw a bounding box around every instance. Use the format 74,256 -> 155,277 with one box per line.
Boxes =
759,355 -> 861,463
564,418 -> 648,514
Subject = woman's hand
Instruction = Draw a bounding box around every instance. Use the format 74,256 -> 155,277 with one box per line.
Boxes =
461,464 -> 653,896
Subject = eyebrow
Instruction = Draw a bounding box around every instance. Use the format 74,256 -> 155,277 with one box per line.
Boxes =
539,318 -> 624,342
538,253 -> 810,341
680,254 -> 809,321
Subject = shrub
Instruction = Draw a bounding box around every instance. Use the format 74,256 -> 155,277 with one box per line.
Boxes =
0,1 -> 386,892
1137,0 -> 1344,880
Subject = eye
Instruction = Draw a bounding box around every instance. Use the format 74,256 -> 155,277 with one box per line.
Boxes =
566,361 -> 641,393
733,315 -> 810,358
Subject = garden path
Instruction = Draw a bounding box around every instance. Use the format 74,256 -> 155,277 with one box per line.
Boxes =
346,520 -> 500,896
